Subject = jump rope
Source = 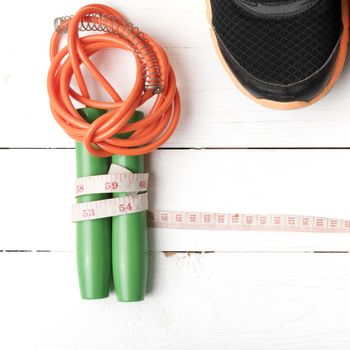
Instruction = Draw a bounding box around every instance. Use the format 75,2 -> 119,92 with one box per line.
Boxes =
48,4 -> 179,301
48,4 -> 350,301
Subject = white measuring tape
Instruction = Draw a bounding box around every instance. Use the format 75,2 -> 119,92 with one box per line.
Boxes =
73,193 -> 148,222
147,211 -> 350,233
72,164 -> 148,222
75,173 -> 148,196
72,165 -> 350,233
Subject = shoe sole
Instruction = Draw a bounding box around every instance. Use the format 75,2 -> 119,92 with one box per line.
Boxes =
206,0 -> 349,109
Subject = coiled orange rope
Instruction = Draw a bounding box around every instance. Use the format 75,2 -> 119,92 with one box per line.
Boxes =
47,4 -> 180,157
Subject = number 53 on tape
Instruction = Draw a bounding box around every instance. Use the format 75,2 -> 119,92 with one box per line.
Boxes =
72,193 -> 148,222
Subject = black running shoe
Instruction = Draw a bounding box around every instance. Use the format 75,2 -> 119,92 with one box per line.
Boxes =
208,0 -> 349,109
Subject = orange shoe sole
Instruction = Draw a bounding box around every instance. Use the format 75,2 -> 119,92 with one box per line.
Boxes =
206,0 -> 349,110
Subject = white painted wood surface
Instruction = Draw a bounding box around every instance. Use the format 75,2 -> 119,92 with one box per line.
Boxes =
1,252 -> 350,350
1,0 -> 350,348
2,0 -> 350,148
1,149 -> 350,252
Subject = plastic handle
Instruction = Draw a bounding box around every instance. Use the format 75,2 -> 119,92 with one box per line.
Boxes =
75,108 -> 147,301
75,108 -> 111,299
112,111 -> 148,302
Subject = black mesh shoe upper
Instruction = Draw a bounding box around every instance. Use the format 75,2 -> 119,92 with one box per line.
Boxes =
210,0 -> 343,102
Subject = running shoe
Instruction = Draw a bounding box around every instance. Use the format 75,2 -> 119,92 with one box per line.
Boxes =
207,0 -> 349,109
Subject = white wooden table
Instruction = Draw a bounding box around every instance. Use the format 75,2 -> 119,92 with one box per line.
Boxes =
1,1 -> 350,349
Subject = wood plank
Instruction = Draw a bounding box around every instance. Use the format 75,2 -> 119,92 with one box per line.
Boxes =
1,149 -> 350,251
1,252 -> 349,350
2,0 -> 350,148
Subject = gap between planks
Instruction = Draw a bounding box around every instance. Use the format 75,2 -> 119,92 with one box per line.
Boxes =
0,250 -> 349,254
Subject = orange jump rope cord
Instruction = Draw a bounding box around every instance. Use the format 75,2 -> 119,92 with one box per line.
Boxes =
47,4 -> 180,157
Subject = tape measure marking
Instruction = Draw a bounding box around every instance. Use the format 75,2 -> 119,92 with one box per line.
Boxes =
72,193 -> 148,222
75,173 -> 148,197
72,165 -> 350,233
147,210 -> 350,233
73,164 -> 148,222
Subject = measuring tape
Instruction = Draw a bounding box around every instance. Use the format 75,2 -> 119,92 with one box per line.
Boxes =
72,164 -> 148,222
147,211 -> 350,233
73,193 -> 148,222
72,165 -> 350,233
75,173 -> 148,196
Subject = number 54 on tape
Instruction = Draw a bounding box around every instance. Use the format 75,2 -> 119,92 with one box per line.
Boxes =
72,193 -> 148,222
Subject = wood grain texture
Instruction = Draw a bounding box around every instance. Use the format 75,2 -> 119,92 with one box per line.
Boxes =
1,0 -> 350,348
2,0 -> 350,148
1,149 -> 350,252
1,252 -> 350,350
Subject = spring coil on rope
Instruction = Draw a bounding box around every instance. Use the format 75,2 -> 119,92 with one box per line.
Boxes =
48,4 -> 180,157
54,13 -> 162,93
